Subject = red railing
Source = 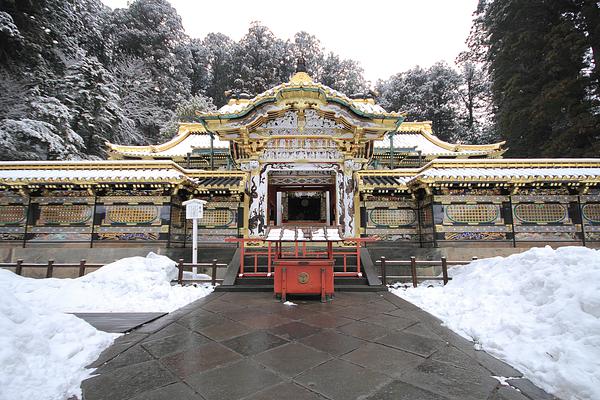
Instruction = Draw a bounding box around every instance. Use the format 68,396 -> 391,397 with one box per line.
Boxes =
224,237 -> 375,278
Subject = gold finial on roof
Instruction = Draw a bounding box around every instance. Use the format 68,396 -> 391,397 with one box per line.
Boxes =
289,71 -> 313,84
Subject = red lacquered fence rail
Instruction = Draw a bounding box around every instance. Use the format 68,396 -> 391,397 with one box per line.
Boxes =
376,256 -> 479,287
224,238 -> 375,278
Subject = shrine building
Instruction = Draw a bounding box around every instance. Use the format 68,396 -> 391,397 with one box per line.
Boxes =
1,68 -> 600,257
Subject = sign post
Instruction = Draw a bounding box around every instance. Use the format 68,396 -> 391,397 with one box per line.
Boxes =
183,199 -> 206,274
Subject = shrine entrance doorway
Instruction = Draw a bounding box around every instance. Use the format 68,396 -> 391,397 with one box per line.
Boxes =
267,172 -> 336,226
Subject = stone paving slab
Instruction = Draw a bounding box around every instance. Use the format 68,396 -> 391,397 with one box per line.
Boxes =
81,291 -> 558,400
72,312 -> 167,333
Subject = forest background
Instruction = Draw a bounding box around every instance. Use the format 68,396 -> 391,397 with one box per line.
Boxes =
0,0 -> 598,160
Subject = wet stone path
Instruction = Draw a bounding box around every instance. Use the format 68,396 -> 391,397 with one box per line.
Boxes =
82,292 -> 557,400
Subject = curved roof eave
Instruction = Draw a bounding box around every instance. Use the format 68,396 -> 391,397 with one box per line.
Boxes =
199,86 -> 403,123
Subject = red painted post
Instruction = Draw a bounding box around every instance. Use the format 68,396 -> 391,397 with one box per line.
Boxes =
46,259 -> 54,278
380,256 -> 386,286
15,259 -> 23,276
321,268 -> 326,302
281,267 -> 287,302
78,259 -> 86,277
211,259 -> 217,286
410,256 -> 417,288
177,259 -> 184,285
441,257 -> 449,285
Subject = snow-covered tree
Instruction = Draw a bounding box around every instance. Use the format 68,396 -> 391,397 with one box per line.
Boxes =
57,57 -> 124,157
111,57 -> 171,144
292,31 -> 324,78
377,62 -> 462,142
108,0 -> 192,109
160,94 -> 217,138
202,33 -> 237,107
321,52 -> 368,95
232,22 -> 294,95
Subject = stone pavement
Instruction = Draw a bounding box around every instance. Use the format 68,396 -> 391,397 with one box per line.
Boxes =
82,292 -> 558,400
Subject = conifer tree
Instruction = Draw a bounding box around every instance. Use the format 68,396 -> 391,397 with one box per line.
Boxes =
469,0 -> 599,156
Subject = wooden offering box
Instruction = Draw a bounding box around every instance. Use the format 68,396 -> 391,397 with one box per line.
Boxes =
266,226 -> 342,302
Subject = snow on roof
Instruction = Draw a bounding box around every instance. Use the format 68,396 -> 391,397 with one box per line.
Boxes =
374,133 -> 488,156
360,159 -> 600,188
117,133 -> 229,157
0,165 -> 184,182
351,101 -> 386,114
218,102 -> 251,114
419,166 -> 600,180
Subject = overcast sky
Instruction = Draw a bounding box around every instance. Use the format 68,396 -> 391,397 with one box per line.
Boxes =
101,0 -> 479,83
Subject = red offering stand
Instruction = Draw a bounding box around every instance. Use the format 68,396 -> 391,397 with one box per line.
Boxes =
265,226 -> 342,302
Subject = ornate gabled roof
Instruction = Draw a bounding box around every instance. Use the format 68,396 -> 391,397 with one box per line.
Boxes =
107,124 -> 229,159
213,71 -> 399,120
185,71 -> 406,162
373,121 -> 506,158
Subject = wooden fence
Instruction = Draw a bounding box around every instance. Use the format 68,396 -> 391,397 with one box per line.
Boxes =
0,258 -> 228,286
376,256 -> 479,287
0,259 -> 104,278
175,259 -> 228,286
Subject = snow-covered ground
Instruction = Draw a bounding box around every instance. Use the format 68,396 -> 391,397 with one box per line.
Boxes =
0,253 -> 213,400
391,246 -> 600,400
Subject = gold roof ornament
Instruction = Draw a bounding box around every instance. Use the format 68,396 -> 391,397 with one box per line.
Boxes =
289,71 -> 314,85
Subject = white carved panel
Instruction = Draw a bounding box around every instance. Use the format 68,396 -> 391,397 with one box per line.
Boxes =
260,138 -> 342,161
258,110 -> 344,136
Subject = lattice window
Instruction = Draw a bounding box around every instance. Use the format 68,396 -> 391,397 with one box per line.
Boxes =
0,205 -> 26,225
370,209 -> 416,226
582,204 -> 600,223
445,204 -> 499,224
106,205 -> 159,224
514,203 -> 566,224
39,205 -> 92,224
198,209 -> 234,226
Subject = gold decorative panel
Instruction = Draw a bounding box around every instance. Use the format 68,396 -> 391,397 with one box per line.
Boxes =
39,205 -> 92,224
107,205 -> 160,224
514,203 -> 566,224
445,204 -> 500,224
199,209 -> 235,226
582,204 -> 600,223
0,205 -> 26,225
369,209 -> 416,226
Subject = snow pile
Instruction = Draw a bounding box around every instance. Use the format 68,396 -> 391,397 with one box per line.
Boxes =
1,252 -> 214,313
0,253 -> 214,400
391,246 -> 600,400
0,287 -> 117,400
